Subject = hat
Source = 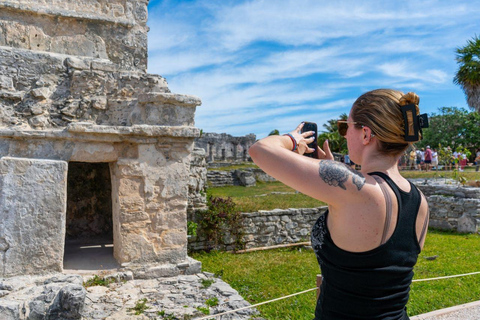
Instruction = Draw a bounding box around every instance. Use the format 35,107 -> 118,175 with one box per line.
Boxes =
427,145 -> 430,148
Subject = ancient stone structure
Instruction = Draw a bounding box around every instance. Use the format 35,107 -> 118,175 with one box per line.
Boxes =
195,132 -> 256,163
0,0 -> 202,278
207,168 -> 275,187
415,180 -> 480,233
187,147 -> 207,214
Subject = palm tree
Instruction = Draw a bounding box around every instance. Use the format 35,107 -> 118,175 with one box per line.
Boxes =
318,113 -> 348,153
454,36 -> 480,112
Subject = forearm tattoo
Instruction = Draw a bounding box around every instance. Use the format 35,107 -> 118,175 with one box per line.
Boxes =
318,160 -> 366,191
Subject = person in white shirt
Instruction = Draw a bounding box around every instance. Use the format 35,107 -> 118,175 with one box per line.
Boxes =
431,148 -> 439,171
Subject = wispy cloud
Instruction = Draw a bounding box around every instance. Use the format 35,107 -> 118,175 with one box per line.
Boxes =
147,0 -> 478,137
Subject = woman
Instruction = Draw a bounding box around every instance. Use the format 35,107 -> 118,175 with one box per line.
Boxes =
249,89 -> 429,320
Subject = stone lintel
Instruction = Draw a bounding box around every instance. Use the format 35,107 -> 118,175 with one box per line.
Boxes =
138,93 -> 202,107
0,124 -> 201,143
0,1 -> 135,27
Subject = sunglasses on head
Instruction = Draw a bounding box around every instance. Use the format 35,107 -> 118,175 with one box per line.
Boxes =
337,120 -> 359,136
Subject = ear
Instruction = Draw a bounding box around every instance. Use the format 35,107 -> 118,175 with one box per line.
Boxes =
362,127 -> 374,145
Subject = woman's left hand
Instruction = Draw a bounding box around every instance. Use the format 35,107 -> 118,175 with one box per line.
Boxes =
289,123 -> 334,160
289,123 -> 316,155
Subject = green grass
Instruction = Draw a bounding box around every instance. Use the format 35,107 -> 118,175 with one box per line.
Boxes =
208,163 -> 259,171
207,181 -> 326,212
400,169 -> 480,181
192,230 -> 480,320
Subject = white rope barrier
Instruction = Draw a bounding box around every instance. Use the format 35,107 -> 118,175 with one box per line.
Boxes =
194,287 -> 318,320
412,270 -> 480,282
194,271 -> 480,319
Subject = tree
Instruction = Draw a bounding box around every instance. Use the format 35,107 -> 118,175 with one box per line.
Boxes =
268,129 -> 279,136
416,107 -> 480,153
454,35 -> 480,112
318,113 -> 348,154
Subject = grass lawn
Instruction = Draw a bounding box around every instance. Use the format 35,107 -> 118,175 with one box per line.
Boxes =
400,168 -> 480,181
192,230 -> 480,320
208,181 -> 326,212
207,169 -> 480,213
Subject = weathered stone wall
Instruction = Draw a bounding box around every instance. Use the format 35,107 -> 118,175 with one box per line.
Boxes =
187,147 -> 207,214
416,182 -> 480,233
0,0 -> 149,70
189,207 -> 326,251
195,133 -> 256,163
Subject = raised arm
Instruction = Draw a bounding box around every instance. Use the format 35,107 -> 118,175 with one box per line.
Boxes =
249,124 -> 370,207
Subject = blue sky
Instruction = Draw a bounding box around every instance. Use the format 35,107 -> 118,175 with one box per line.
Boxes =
146,0 -> 480,138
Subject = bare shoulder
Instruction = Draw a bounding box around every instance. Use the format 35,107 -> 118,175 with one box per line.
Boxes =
318,160 -> 367,191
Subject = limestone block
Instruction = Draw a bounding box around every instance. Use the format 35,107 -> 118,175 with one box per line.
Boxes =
47,284 -> 86,320
29,115 -> 49,128
31,87 -> 52,100
0,300 -> 20,320
457,213 -> 477,233
235,170 -> 256,187
0,75 -> 14,91
91,96 -> 108,110
0,157 -> 68,277
28,26 -> 49,51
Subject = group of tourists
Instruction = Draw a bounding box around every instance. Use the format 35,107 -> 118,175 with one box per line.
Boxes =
343,146 -> 480,172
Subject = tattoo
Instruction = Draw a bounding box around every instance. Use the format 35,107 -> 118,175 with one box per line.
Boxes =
318,160 -> 366,191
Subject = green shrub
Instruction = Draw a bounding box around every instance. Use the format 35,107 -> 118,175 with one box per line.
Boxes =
197,195 -> 245,251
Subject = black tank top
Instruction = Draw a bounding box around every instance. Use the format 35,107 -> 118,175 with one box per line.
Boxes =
311,172 -> 422,320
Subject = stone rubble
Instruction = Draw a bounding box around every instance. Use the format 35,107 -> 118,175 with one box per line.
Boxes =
0,273 -> 262,320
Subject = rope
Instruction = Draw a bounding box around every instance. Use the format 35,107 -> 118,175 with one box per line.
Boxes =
194,287 -> 317,320
412,270 -> 480,282
194,271 -> 480,319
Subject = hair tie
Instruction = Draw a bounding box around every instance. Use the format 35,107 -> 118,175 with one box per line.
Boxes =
400,104 -> 429,142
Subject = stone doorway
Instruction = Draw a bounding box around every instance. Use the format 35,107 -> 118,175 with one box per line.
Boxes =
63,162 -> 119,272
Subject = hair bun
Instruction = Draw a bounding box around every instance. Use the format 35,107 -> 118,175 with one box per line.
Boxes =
399,92 -> 420,106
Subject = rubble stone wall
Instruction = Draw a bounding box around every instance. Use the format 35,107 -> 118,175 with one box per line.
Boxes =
0,0 -> 149,70
189,207 -> 326,251
416,183 -> 480,233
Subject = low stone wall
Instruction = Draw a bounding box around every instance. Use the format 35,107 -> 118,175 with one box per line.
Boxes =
189,181 -> 480,252
188,207 -> 327,251
207,168 -> 275,187
415,181 -> 480,233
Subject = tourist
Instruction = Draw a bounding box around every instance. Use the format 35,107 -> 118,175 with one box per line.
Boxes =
460,152 -> 467,172
415,148 -> 423,171
249,89 -> 429,320
409,148 -> 416,170
453,149 -> 460,171
432,148 -> 439,171
424,146 -> 432,172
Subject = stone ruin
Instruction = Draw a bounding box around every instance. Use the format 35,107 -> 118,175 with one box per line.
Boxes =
0,0 -> 203,278
195,132 -> 256,164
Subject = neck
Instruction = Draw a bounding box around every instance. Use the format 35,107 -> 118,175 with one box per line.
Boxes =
358,152 -> 401,176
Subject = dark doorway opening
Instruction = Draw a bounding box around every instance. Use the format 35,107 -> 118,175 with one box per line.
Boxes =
63,162 -> 118,272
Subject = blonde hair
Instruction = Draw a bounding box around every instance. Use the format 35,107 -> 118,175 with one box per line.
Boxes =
351,89 -> 421,156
